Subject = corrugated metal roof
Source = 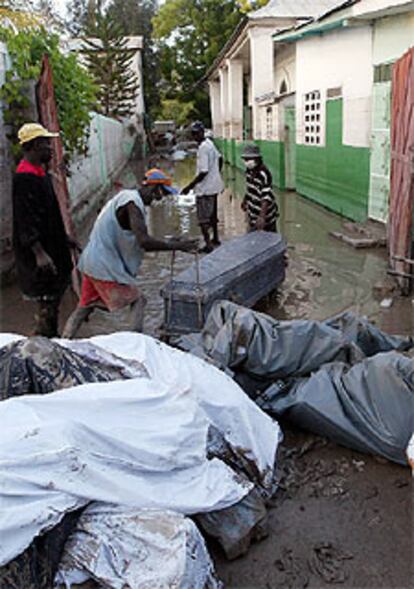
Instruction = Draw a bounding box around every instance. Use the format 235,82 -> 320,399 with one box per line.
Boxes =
250,0 -> 345,19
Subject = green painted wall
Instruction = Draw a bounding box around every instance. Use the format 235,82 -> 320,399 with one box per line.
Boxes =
296,99 -> 370,221
215,138 -> 286,191
256,140 -> 285,191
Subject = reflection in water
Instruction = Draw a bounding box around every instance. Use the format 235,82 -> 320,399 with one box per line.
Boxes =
1,156 -> 412,338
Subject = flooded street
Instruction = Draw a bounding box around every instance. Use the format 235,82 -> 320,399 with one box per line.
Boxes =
1,155 -> 412,338
0,155 -> 412,588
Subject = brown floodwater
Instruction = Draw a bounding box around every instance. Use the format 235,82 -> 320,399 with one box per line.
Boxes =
0,156 -> 412,589
0,156 -> 412,337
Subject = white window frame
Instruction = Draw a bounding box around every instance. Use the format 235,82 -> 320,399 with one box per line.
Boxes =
303,90 -> 323,147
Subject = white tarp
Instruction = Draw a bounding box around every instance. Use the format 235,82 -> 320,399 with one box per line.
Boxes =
0,332 -> 281,567
55,506 -> 222,589
64,332 -> 281,491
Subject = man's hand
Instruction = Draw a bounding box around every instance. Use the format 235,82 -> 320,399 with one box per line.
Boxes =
35,251 -> 57,274
169,237 -> 199,252
67,235 -> 82,253
255,215 -> 266,231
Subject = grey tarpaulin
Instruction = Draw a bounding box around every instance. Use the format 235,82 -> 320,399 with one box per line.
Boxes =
182,301 -> 414,464
258,353 -> 414,465
189,301 -> 412,379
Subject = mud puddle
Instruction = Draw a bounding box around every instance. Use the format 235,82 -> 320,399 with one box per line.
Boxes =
1,156 -> 411,338
0,155 -> 412,588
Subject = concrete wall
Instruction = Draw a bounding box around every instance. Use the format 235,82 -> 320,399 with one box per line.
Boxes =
296,25 -> 373,149
0,41 -> 13,278
296,99 -> 370,221
274,44 -> 296,98
292,25 -> 373,220
368,11 -> 414,222
68,114 -> 136,225
373,13 -> 414,64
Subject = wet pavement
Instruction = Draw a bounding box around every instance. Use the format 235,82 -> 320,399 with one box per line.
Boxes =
1,155 -> 412,338
0,156 -> 412,589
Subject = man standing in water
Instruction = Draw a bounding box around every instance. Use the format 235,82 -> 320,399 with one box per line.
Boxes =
62,169 -> 197,338
182,122 -> 224,253
12,123 -> 76,337
241,144 -> 279,232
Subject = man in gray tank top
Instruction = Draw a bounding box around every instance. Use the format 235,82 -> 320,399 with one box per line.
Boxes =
62,169 -> 197,338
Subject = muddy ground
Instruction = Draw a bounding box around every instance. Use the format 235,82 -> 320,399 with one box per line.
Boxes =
0,156 -> 412,588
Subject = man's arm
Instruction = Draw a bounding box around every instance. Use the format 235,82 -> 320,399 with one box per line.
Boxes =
181,171 -> 207,195
255,200 -> 268,230
127,203 -> 197,252
31,241 -> 57,273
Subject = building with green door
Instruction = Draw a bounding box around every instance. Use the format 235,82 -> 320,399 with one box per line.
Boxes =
208,0 -> 414,223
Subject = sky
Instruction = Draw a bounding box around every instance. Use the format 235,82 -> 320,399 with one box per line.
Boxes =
51,0 -> 68,18
50,0 -> 165,19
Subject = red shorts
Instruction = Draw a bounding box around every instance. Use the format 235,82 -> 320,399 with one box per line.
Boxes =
79,274 -> 142,312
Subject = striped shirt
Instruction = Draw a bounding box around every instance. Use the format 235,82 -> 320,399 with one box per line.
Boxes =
245,164 -> 279,230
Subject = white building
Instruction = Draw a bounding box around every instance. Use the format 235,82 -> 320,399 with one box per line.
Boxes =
207,0 -> 340,188
208,0 -> 414,223
273,0 -> 414,221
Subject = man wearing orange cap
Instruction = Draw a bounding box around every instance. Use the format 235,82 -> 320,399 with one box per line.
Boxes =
62,168 -> 197,338
12,123 -> 77,337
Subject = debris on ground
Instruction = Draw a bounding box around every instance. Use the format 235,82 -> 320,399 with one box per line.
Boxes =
330,221 -> 387,249
329,231 -> 387,249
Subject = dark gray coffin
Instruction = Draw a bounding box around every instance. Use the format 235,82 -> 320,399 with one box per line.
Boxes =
161,231 -> 286,335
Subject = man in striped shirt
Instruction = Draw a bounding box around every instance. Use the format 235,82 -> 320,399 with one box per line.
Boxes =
241,144 -> 279,232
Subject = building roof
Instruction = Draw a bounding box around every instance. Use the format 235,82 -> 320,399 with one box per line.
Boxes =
272,0 -> 414,44
250,0 -> 345,20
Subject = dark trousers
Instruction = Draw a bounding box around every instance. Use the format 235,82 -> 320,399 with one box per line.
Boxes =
34,298 -> 61,338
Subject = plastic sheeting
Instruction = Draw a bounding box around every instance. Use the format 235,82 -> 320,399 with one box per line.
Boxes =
0,331 -> 281,568
259,352 -> 414,464
183,302 -> 414,464
63,332 -> 281,492
193,302 -> 412,379
55,506 -> 222,589
0,336 -> 147,399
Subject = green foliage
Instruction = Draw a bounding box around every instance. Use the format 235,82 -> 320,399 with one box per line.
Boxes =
153,0 -> 242,123
66,0 -> 99,35
106,0 -> 160,117
158,98 -> 195,127
238,0 -> 269,13
0,26 -> 97,160
83,8 -> 139,119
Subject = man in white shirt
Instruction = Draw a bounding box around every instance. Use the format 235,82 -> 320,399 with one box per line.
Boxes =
182,122 -> 224,253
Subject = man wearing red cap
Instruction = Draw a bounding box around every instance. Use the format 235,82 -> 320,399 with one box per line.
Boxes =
12,123 -> 77,337
62,168 -> 197,338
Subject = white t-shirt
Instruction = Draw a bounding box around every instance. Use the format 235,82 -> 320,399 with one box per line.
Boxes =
195,138 -> 224,196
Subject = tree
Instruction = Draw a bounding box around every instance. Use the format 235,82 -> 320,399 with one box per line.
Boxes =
158,98 -> 195,127
0,26 -> 97,160
152,0 -> 269,123
106,0 -> 160,117
83,7 -> 139,119
66,0 -> 99,35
